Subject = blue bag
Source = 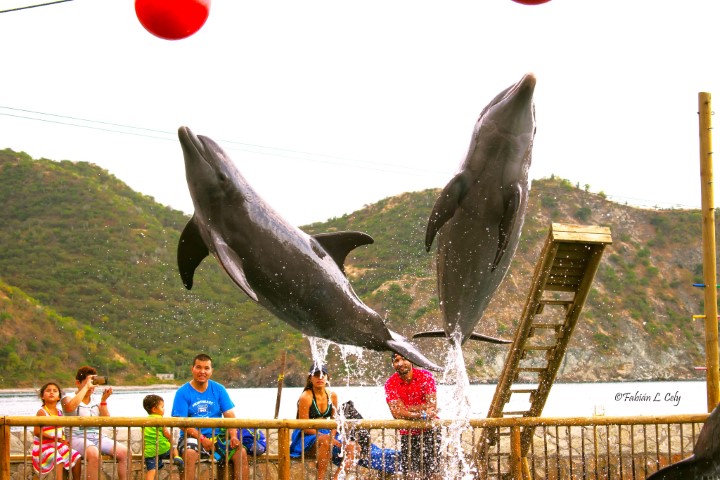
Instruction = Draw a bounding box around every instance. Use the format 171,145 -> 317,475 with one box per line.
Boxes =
240,428 -> 266,455
357,443 -> 399,474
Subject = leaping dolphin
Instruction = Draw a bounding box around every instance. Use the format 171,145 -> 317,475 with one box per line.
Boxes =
177,126 -> 441,371
646,402 -> 720,479
415,73 -> 536,345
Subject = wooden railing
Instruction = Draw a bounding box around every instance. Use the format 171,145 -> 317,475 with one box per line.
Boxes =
1,413 -> 709,479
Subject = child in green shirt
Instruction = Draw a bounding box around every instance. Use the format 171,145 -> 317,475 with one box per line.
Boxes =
142,395 -> 183,480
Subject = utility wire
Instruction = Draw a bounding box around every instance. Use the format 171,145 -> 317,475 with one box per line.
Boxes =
0,0 -> 73,14
0,106 -> 451,176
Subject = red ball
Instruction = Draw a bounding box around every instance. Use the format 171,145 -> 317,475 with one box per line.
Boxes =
135,0 -> 211,40
511,0 -> 551,4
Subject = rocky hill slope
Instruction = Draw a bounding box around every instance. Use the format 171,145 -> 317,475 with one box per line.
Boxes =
0,148 -> 713,387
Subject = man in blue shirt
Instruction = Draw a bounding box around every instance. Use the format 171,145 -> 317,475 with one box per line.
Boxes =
172,353 -> 248,480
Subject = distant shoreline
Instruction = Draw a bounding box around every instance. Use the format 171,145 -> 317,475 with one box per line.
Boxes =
0,378 -> 704,395
0,384 -> 179,395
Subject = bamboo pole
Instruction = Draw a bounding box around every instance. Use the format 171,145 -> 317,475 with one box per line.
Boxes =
699,91 -> 720,411
274,351 -> 287,419
510,426 -> 522,479
1,422 -> 9,480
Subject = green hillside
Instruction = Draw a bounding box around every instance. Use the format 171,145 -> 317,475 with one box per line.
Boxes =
0,149 -> 713,388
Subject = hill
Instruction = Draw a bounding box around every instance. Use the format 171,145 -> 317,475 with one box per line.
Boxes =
0,148 -> 713,388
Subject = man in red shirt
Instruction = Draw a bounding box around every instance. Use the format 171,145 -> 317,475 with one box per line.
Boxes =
384,353 -> 441,479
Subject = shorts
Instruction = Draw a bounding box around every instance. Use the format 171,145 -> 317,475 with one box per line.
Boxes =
400,429 -> 441,475
144,450 -> 171,471
69,433 -> 122,456
289,429 -> 343,465
177,437 -> 211,458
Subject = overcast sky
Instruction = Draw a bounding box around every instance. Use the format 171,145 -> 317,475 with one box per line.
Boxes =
1,0 -> 719,226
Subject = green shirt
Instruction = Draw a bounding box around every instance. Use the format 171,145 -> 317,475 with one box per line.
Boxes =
143,414 -> 171,458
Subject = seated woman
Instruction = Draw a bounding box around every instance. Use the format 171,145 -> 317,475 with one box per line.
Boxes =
32,382 -> 82,480
61,366 -> 129,480
290,363 -> 355,479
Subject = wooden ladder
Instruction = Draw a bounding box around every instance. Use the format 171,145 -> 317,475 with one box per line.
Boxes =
478,223 -> 612,478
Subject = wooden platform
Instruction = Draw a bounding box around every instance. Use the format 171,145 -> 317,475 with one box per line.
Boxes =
478,223 -> 612,478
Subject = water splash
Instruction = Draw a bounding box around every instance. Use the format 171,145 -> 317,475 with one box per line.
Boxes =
438,331 -> 476,479
305,337 -> 366,480
307,336 -> 332,374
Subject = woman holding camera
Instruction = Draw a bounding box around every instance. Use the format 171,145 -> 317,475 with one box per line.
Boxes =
61,365 -> 128,480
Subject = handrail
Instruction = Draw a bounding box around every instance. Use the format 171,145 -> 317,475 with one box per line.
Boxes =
3,412 -> 709,428
2,413 -> 710,480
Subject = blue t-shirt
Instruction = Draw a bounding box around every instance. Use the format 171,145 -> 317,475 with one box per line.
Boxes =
171,380 -> 235,439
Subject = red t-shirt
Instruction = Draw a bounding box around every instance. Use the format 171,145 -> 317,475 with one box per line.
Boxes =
384,368 -> 436,434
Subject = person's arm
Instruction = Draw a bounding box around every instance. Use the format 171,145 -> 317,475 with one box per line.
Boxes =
61,378 -> 93,413
329,391 -> 341,447
32,408 -> 44,437
98,387 -> 113,417
423,392 -> 438,419
221,409 -> 241,450
387,399 -> 425,420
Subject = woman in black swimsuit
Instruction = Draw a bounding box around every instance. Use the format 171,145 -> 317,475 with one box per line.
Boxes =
289,363 -> 354,479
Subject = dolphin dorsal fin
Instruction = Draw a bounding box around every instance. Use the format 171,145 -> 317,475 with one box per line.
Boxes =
177,215 -> 210,289
312,231 -> 374,274
425,171 -> 471,252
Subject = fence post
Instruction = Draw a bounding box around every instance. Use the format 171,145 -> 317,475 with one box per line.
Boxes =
510,426 -> 522,479
277,427 -> 290,480
1,419 -> 10,480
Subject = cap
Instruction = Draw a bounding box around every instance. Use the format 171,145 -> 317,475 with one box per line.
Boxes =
308,363 -> 328,375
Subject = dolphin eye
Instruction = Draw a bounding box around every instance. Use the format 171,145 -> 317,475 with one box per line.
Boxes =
218,172 -> 227,182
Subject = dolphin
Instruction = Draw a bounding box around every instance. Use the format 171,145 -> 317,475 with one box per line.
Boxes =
176,126 -> 441,371
415,73 -> 536,345
646,402 -> 720,479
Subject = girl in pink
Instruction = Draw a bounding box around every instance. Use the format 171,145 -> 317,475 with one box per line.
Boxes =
32,382 -> 82,479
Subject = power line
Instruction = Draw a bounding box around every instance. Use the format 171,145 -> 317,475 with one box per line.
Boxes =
0,0 -> 73,14
0,106 -> 451,176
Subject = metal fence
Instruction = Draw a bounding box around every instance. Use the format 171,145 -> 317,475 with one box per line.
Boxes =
1,413 -> 709,480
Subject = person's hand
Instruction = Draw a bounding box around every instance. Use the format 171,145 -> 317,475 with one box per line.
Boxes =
229,436 -> 240,449
101,387 -> 113,401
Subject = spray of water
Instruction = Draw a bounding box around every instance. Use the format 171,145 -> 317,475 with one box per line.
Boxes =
438,331 -> 476,479
305,336 -> 369,480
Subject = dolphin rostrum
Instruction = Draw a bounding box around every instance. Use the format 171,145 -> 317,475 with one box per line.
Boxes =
646,402 -> 720,479
415,73 -> 536,345
177,126 -> 441,371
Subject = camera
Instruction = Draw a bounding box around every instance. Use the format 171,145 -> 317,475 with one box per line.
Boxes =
91,375 -> 108,385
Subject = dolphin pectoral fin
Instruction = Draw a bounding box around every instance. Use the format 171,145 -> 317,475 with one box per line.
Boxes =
178,215 -> 210,290
425,172 -> 470,252
492,182 -> 522,271
468,332 -> 512,344
412,330 -> 448,339
212,235 -> 259,302
312,231 -> 374,274
387,332 -> 442,371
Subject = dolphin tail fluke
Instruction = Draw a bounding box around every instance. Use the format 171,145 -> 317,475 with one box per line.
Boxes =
412,330 -> 447,339
387,332 -> 442,371
413,330 -> 511,345
468,332 -> 512,344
